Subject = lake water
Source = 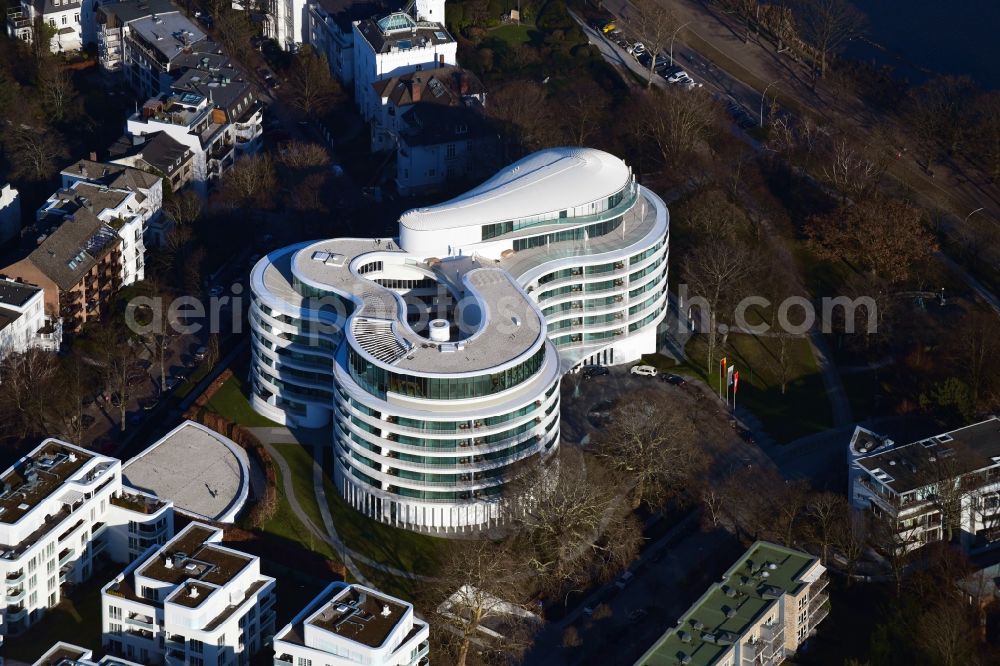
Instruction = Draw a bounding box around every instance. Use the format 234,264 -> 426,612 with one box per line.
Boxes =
847,0 -> 1000,89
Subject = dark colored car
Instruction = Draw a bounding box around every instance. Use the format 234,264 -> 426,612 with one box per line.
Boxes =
581,365 -> 610,379
660,373 -> 686,385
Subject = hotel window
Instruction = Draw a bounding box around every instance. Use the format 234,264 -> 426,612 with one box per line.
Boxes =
74,13 -> 79,22
446,143 -> 456,158
62,15 -> 67,24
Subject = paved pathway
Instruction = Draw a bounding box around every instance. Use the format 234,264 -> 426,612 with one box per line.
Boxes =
254,432 -> 438,583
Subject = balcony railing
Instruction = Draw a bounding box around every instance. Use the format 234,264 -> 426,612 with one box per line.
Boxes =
6,570 -> 25,584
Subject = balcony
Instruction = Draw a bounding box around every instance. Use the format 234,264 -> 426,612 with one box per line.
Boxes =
274,655 -> 293,666
58,547 -> 75,565
6,8 -> 31,30
6,570 -> 25,585
6,587 -> 26,603
6,604 -> 28,622
127,613 -> 154,629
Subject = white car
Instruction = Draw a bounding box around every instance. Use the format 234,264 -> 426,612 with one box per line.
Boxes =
666,70 -> 690,84
630,365 -> 658,377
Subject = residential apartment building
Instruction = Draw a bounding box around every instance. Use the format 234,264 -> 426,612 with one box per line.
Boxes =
370,66 -> 496,194
249,148 -> 669,531
0,182 -> 21,245
60,158 -> 165,252
172,66 -> 263,156
352,10 -> 456,121
0,439 -> 174,640
31,642 -> 145,665
109,131 -> 195,207
126,88 -> 239,195
307,0 -> 382,84
0,278 -> 59,356
101,522 -> 277,665
6,0 -> 82,52
262,0 -> 306,50
635,542 -> 829,666
2,208 -> 123,334
849,416 -> 1000,553
94,0 -> 177,77
273,582 -> 429,666
117,9 -> 210,98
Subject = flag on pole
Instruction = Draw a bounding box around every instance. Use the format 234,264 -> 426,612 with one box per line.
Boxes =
719,357 -> 727,399
727,365 -> 735,387
733,370 -> 740,393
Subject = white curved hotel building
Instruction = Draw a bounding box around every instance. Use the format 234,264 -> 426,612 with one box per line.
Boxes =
249,148 -> 669,532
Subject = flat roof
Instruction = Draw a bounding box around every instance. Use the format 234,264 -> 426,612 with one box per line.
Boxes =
129,13 -> 206,62
267,239 -> 547,375
122,421 -> 249,522
356,13 -> 453,54
138,523 -> 252,588
0,441 -> 93,525
856,417 -> 1000,494
306,584 -> 409,648
398,147 -> 631,232
636,542 -> 821,666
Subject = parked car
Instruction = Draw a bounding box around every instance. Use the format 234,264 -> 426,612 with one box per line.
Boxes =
630,365 -> 658,377
652,55 -> 670,70
615,571 -> 635,589
666,69 -> 691,84
660,373 -> 686,385
632,42 -> 646,56
660,65 -> 684,79
193,345 -> 208,362
637,52 -> 653,69
600,21 -> 617,34
582,365 -> 610,379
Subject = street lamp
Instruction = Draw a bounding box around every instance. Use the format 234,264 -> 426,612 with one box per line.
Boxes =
760,80 -> 779,128
965,207 -> 984,223
669,22 -> 691,67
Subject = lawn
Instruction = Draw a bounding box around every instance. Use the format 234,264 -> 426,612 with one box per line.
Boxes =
682,332 -> 833,443
2,563 -> 108,662
489,23 -> 534,46
204,372 -> 282,427
173,361 -> 213,400
318,448 -> 449,578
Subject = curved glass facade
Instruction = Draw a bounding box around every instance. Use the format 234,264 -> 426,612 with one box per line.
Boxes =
347,346 -> 546,401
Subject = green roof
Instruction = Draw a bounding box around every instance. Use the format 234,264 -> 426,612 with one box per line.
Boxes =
635,541 -> 817,666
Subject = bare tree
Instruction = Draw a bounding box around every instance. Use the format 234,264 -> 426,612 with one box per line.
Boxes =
275,140 -> 330,169
794,0 -> 865,80
642,87 -> 720,167
630,0 -> 677,88
805,492 -> 845,564
561,80 -> 609,146
164,190 -> 203,227
2,124 -> 66,181
37,61 -> 75,123
287,46 -> 345,118
820,135 -> 890,201
508,448 -> 641,598
832,511 -> 866,581
683,240 -> 754,375
428,539 -> 538,666
219,154 -> 277,209
954,310 -> 1000,410
94,326 -> 141,432
214,9 -> 256,63
487,81 -> 557,159
0,348 -> 60,438
594,390 -> 709,510
915,600 -> 979,666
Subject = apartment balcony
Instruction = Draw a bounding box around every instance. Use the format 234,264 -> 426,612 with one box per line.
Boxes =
6,8 -> 31,30
58,547 -> 75,565
6,570 -> 25,585
165,635 -> 186,651
809,591 -> 830,615
274,655 -> 294,666
810,604 -> 830,629
5,604 -> 28,622
6,587 -> 26,603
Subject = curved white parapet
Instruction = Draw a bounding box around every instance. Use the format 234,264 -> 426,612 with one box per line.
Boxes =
248,147 -> 669,533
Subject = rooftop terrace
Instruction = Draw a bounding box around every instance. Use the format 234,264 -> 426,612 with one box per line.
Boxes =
307,585 -> 409,648
636,542 -> 820,666
138,523 -> 251,588
0,441 -> 93,525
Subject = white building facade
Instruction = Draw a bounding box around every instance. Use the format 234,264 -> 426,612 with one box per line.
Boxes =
849,417 -> 1000,553
249,148 -> 669,532
101,522 -> 277,666
274,582 -> 429,666
6,0 -> 82,52
0,278 -> 56,356
0,440 -> 174,640
127,91 -> 238,196
352,12 -> 457,122
0,183 -> 21,246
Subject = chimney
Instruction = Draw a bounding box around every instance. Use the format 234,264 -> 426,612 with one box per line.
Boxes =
189,585 -> 199,598
458,71 -> 469,96
381,604 -> 392,617
165,556 -> 173,568
411,78 -> 422,102
89,151 -> 97,161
